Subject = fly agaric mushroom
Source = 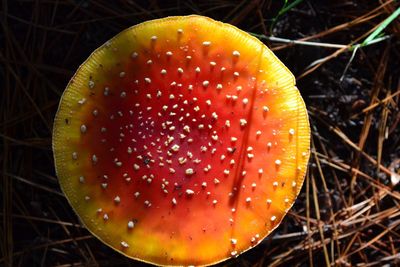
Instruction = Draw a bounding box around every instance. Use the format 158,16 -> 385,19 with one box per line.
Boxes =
53,15 -> 310,266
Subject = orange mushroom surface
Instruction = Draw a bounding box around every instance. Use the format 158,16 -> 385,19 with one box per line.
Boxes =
53,15 -> 310,266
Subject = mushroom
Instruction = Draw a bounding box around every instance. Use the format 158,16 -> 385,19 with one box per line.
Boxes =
53,15 -> 310,266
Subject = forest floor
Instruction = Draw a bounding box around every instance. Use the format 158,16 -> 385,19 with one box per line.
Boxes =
1,1 -> 400,266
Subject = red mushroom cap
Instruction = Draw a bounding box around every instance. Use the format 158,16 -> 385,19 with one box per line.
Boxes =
53,15 -> 310,266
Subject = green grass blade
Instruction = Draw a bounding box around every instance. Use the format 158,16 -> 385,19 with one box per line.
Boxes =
270,0 -> 304,34
362,6 -> 400,46
278,0 -> 304,16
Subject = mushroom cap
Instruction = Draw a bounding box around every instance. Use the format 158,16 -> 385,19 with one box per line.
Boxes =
53,15 -> 310,266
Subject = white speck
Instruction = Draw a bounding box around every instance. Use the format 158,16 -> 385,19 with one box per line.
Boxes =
119,71 -> 126,78
145,77 -> 151,84
233,50 -> 240,57
231,238 -> 237,245
216,84 -> 223,90
91,154 -> 98,164
115,161 -> 122,167
104,87 -> 110,96
292,181 -> 297,188
147,59 -> 153,65
271,216 -> 276,222
202,41 -> 211,46
120,91 -> 126,98
88,80 -> 95,89
240,119 -> 247,127
128,221 -> 135,229
225,120 -> 231,128
177,29 -> 183,34
161,69 -> 167,75
266,199 -> 272,205
185,168 -> 194,176
166,51 -> 173,56
78,98 -> 86,105
171,144 -> 180,152
263,106 -> 269,112
195,66 -> 201,73
214,178 -> 220,185
114,196 -> 121,204
131,52 -> 138,58
121,241 -> 129,248
134,192 -> 140,198
80,124 -> 87,133
202,182 -> 207,188
224,169 -> 230,175
233,72 -> 240,77
242,98 -> 249,105
275,159 -> 281,166
258,168 -> 263,174
273,181 -> 279,187
72,152 -> 78,160
144,200 -> 151,207
79,176 -> 85,183
289,128 -> 295,135
231,251 -> 238,257
202,80 -> 209,88
212,199 -> 218,205
103,214 -> 109,220
177,67 -> 184,74
246,197 -> 251,203
151,35 -> 157,41
186,189 -> 195,195
172,198 -> 177,205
